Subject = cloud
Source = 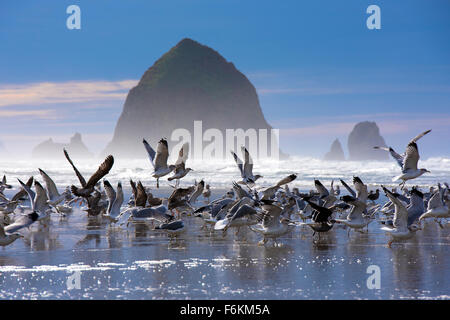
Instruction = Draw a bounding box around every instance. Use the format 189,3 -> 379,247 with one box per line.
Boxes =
0,79 -> 139,107
0,109 -> 58,118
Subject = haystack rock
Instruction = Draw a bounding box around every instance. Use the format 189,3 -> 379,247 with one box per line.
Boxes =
32,133 -> 93,159
324,138 -> 345,161
103,38 -> 283,159
347,121 -> 388,160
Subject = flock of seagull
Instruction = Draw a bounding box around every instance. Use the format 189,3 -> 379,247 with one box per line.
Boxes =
0,129 -> 449,249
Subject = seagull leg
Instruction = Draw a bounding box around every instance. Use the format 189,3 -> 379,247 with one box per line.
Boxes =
157,178 -> 160,189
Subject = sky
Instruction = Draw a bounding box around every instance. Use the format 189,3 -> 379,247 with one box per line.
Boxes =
0,0 -> 449,158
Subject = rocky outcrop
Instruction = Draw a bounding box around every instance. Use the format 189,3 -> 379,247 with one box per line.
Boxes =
32,133 -> 93,159
324,138 -> 345,160
103,38 -> 283,159
347,121 -> 388,160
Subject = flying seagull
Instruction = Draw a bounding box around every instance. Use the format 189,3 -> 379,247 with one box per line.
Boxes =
231,146 -> 263,187
65,149 -> 114,198
143,138 -> 176,188
374,129 -> 431,186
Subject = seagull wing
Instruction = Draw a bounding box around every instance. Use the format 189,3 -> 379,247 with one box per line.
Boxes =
17,179 -> 35,211
135,181 -> 148,207
63,148 -> 87,187
402,142 -> 420,172
34,181 -> 49,212
154,139 -> 169,170
241,146 -> 254,178
231,151 -> 244,177
143,139 -> 156,169
410,129 -> 431,144
353,176 -> 368,201
303,198 -> 332,222
109,182 -> 123,218
314,179 -> 329,198
129,179 -> 137,202
382,186 -> 408,231
175,142 -> 189,166
340,179 -> 356,198
85,155 -> 114,188
427,191 -> 443,210
103,180 -> 116,214
374,146 -> 404,168
11,176 -> 33,202
276,174 -> 297,187
39,168 -> 60,200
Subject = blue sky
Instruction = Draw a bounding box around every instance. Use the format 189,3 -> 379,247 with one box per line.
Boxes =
0,0 -> 449,157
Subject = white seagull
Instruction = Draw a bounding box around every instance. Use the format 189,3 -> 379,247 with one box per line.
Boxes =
380,186 -> 422,248
374,129 -> 431,186
103,180 -> 124,223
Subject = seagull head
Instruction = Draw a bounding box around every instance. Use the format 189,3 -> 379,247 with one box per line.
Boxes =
420,168 -> 431,174
408,224 -> 422,232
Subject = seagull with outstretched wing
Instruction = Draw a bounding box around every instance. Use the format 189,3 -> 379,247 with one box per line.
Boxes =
143,138 -> 175,188
231,147 -> 263,187
374,130 -> 431,186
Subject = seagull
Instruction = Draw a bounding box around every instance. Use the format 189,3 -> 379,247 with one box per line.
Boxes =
168,142 -> 192,187
103,180 -> 124,223
352,177 -> 368,202
314,179 -> 336,208
231,146 -> 263,187
374,130 -> 431,186
0,224 -> 22,247
380,186 -> 422,248
214,197 -> 260,233
294,197 -> 337,242
65,149 -> 114,198
250,200 -> 295,246
4,179 -> 41,234
0,193 -> 18,215
189,180 -> 204,204
419,184 -> 449,224
10,176 -> 33,202
334,195 -> 371,235
38,168 -> 67,208
0,175 -> 12,194
143,138 -> 176,188
259,174 -> 297,200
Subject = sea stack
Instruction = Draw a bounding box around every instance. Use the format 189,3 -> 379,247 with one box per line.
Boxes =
324,138 -> 345,161
347,121 -> 388,160
103,38 -> 282,159
32,133 -> 93,159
